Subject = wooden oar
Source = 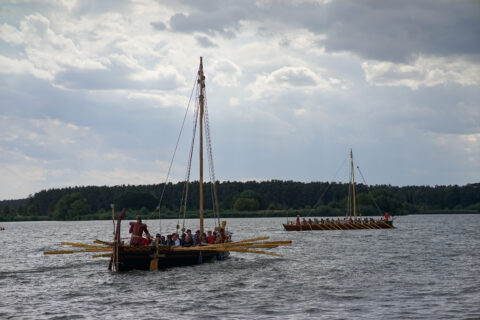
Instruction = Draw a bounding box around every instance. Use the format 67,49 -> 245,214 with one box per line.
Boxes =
323,223 -> 334,230
94,239 -> 113,246
351,221 -> 368,229
44,248 -> 112,255
92,253 -> 112,258
44,250 -> 85,255
61,242 -> 109,249
172,243 -> 288,252
378,220 -> 395,229
233,236 -> 270,243
84,248 -> 113,252
215,248 -> 284,257
241,241 -> 292,246
345,222 -> 359,229
201,238 -> 272,248
331,222 -> 342,230
150,237 -> 160,271
358,221 -> 374,229
369,222 -> 381,229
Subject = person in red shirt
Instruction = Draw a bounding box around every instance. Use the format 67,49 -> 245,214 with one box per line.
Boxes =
206,230 -> 215,244
383,213 -> 390,222
296,215 -> 300,225
129,215 -> 150,246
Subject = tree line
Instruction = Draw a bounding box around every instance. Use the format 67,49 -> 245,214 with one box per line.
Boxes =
1,180 -> 479,221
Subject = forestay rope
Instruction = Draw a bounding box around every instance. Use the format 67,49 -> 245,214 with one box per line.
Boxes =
203,93 -> 221,228
153,60 -> 221,234
178,76 -> 200,232
356,165 -> 383,216
149,75 -> 198,233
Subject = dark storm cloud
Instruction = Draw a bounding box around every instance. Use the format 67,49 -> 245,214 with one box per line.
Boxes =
169,1 -> 248,38
319,0 -> 480,62
169,0 -> 480,62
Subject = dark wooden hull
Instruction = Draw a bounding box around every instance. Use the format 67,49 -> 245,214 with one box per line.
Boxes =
283,220 -> 394,231
113,246 -> 229,272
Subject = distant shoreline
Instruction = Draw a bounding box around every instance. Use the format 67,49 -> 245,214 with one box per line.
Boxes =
1,210 -> 479,222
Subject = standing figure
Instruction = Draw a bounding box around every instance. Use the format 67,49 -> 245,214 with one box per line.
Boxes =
129,215 -> 150,246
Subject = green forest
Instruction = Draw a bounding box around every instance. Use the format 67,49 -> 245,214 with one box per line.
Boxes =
1,180 -> 479,221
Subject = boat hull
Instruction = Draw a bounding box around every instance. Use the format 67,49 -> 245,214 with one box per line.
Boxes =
283,220 -> 394,231
113,246 -> 229,272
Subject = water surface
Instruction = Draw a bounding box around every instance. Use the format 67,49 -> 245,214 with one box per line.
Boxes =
1,215 -> 479,319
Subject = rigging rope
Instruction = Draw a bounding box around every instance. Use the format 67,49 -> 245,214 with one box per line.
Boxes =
356,165 -> 383,215
149,75 -> 198,233
147,60 -> 222,236
178,81 -> 200,231
203,93 -> 221,227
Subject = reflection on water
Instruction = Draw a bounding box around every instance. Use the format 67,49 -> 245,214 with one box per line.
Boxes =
1,215 -> 479,319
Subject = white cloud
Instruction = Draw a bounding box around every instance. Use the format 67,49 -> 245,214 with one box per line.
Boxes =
248,65 -> 339,99
126,91 -> 189,107
362,55 -> 480,90
211,59 -> 242,87
0,23 -> 24,45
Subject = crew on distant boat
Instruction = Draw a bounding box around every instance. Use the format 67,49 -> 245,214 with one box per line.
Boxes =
296,215 -> 300,225
129,215 -> 151,246
284,215 -> 394,230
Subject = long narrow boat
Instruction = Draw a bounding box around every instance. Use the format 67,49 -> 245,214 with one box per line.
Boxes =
283,149 -> 394,231
283,219 -> 394,231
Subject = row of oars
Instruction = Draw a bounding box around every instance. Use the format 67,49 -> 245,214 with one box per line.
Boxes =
43,242 -> 113,258
172,236 -> 292,257
295,220 -> 394,230
43,237 -> 292,259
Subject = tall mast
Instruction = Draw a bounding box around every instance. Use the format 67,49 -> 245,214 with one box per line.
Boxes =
350,148 -> 357,220
198,57 -> 205,234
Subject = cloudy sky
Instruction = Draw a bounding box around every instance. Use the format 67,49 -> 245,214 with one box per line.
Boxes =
1,0 -> 479,200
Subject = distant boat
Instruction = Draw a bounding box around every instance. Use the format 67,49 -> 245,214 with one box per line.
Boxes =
283,149 -> 394,231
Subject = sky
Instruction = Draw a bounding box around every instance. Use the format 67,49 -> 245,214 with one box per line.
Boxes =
0,0 -> 479,200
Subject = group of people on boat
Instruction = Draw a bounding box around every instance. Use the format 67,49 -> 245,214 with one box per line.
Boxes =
128,215 -> 230,247
153,229 -> 229,247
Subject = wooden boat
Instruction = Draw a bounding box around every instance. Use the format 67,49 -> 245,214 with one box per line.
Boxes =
283,149 -> 394,231
44,58 -> 292,270
283,219 -> 394,231
108,209 -> 228,272
109,57 -> 229,272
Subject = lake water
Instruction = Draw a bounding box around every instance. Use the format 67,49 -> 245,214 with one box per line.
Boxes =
1,215 -> 479,319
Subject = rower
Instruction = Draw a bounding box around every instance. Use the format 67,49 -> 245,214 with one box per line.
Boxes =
383,212 -> 390,221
